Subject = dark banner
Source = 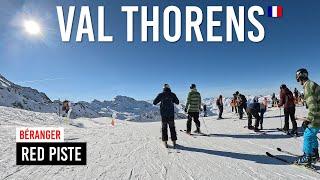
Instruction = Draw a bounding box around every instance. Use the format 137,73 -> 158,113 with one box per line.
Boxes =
16,142 -> 87,165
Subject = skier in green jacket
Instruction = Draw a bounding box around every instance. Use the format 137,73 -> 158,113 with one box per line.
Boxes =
295,68 -> 320,166
185,84 -> 202,134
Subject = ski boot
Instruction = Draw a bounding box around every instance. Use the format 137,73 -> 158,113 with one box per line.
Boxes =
294,155 -> 312,166
290,129 -> 298,137
248,126 -> 254,130
172,141 -> 177,149
260,124 -> 263,130
193,129 -> 201,134
311,149 -> 319,163
163,141 -> 168,148
254,127 -> 260,132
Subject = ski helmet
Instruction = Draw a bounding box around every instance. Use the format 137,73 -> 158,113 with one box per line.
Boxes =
296,68 -> 308,82
280,84 -> 287,89
163,84 -> 170,89
190,84 -> 196,89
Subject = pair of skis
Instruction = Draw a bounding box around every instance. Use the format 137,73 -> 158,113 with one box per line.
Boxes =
179,129 -> 209,137
243,126 -> 267,135
276,128 -> 299,137
266,148 -> 319,174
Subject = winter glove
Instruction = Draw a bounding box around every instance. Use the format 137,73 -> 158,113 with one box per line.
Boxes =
184,108 -> 187,113
302,120 -> 310,131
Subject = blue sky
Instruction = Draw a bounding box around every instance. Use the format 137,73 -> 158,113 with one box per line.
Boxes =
0,0 -> 319,102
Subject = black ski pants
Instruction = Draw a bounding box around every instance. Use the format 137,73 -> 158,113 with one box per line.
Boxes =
161,117 -> 177,141
218,106 -> 223,118
247,108 -> 261,128
283,107 -> 297,131
187,112 -> 200,133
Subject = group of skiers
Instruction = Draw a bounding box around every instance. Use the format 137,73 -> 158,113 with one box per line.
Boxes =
153,68 -> 320,166
153,83 -> 203,148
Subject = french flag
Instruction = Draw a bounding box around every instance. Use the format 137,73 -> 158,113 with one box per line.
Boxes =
268,6 -> 283,18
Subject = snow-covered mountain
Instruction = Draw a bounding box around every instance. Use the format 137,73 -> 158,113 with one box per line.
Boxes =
0,74 -> 275,121
0,74 -> 188,121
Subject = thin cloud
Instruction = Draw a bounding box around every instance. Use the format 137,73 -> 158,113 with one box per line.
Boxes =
17,77 -> 67,84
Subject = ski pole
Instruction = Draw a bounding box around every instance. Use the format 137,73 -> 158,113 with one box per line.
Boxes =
279,108 -> 282,129
201,116 -> 209,134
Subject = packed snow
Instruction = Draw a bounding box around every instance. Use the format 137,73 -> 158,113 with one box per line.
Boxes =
1,105 -> 320,180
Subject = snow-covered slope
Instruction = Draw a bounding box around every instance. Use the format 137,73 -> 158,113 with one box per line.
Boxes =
1,105 -> 319,179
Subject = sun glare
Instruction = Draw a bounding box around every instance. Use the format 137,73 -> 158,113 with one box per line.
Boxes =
24,20 -> 41,35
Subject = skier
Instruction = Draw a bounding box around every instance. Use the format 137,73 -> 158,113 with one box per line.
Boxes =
271,93 -> 276,107
259,97 -> 268,129
295,68 -> 320,165
278,84 -> 298,135
294,88 -> 299,99
246,97 -> 262,131
153,84 -> 180,148
235,91 -> 247,119
62,100 -> 72,121
216,95 -> 224,119
203,104 -> 207,117
185,84 -> 202,134
232,93 -> 238,113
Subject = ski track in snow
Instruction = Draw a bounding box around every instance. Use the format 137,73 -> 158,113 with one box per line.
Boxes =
1,106 -> 320,180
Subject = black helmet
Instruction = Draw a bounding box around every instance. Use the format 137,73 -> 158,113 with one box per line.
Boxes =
190,84 -> 196,89
296,68 -> 308,82
280,84 -> 287,89
163,84 -> 170,89
235,91 -> 239,95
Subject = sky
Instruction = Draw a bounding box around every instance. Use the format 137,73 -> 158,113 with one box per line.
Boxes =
0,0 -> 319,102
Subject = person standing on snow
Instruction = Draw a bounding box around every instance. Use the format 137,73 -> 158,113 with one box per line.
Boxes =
62,100 -> 73,123
278,84 -> 298,135
295,68 -> 320,166
153,84 -> 180,148
216,95 -> 224,119
271,93 -> 276,107
235,91 -> 247,119
203,104 -> 208,117
185,84 -> 202,134
259,97 -> 268,129
246,97 -> 262,131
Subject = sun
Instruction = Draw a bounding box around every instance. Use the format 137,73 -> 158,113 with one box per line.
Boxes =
24,20 -> 41,35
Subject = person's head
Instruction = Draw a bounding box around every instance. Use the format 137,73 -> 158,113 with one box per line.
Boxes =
253,96 -> 259,103
235,91 -> 239,95
280,84 -> 287,92
190,84 -> 196,90
296,68 -> 309,85
163,83 -> 171,91
219,95 -> 222,99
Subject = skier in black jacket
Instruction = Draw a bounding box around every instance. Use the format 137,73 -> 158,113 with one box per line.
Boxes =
153,84 -> 179,148
216,95 -> 224,119
235,91 -> 247,119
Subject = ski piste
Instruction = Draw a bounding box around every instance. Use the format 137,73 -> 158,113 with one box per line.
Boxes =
276,128 -> 299,137
265,152 -> 320,174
